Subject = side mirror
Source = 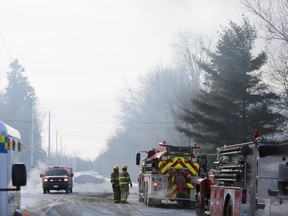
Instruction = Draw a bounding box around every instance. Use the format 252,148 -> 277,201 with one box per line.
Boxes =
71,173 -> 74,177
12,163 -> 27,187
136,153 -> 141,166
40,174 -> 43,178
151,158 -> 158,168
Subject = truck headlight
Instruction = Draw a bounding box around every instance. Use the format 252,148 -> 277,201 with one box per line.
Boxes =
64,178 -> 68,182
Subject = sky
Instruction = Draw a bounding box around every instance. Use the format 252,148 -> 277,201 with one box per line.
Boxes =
0,0 -> 244,160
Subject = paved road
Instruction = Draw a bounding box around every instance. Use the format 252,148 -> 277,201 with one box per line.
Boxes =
22,185 -> 196,216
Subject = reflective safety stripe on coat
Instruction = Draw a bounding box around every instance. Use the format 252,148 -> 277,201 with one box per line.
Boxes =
119,171 -> 131,186
110,171 -> 120,187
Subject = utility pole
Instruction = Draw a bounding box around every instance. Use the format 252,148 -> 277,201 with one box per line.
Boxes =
55,130 -> 58,165
31,99 -> 34,167
48,111 -> 51,158
56,131 -> 58,155
60,137 -> 63,165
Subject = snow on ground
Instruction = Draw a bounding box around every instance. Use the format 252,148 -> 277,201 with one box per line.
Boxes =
22,169 -> 113,194
21,169 -> 196,215
21,168 -> 113,208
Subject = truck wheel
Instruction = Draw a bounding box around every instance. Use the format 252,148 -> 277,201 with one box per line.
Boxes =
147,197 -> 153,207
184,201 -> 196,209
144,188 -> 148,205
43,189 -> 46,194
69,188 -> 72,193
144,185 -> 148,205
153,199 -> 161,207
225,199 -> 233,216
177,200 -> 185,208
66,187 -> 69,194
138,194 -> 144,202
196,192 -> 205,216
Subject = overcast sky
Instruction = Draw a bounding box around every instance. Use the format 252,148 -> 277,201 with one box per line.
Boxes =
0,0 -> 244,160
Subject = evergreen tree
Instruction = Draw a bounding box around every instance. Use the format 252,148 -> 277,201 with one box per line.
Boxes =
177,18 -> 286,148
1,59 -> 46,168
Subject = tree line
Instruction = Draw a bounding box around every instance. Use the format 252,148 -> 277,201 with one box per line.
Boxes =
95,0 -> 288,179
1,0 -> 287,178
0,60 -> 94,172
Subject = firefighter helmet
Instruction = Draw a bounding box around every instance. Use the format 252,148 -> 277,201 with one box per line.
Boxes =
122,165 -> 127,170
113,165 -> 119,170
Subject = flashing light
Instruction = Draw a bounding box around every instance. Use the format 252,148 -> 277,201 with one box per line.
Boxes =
161,155 -> 167,161
191,158 -> 197,163
159,141 -> 167,146
254,131 -> 261,140
153,181 -> 158,191
8,138 -> 12,150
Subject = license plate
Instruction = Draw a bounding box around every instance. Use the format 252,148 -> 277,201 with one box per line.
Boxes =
53,185 -> 58,188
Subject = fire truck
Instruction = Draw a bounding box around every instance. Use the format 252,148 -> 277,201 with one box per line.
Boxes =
40,166 -> 73,194
196,132 -> 288,216
136,141 -> 207,207
0,120 -> 27,216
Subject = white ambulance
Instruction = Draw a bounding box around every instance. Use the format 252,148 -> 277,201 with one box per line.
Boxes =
0,120 -> 27,216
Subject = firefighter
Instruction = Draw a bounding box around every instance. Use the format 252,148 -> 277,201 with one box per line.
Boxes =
110,165 -> 121,203
119,165 -> 132,203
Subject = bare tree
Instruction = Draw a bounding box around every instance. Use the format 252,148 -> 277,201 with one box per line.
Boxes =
172,31 -> 215,93
268,47 -> 288,106
243,0 -> 288,107
242,0 -> 288,43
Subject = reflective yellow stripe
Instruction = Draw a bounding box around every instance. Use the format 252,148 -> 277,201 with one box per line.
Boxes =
186,183 -> 194,188
0,136 -> 4,142
160,156 -> 200,176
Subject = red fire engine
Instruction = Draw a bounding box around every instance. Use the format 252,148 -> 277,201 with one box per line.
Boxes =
196,132 -> 288,216
136,141 -> 207,207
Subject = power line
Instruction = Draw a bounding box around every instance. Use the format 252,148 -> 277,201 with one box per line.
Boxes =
0,31 -> 13,60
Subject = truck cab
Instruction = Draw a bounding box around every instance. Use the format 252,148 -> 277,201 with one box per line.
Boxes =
40,166 -> 73,194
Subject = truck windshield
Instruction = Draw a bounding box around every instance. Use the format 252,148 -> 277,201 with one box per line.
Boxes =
45,169 -> 68,176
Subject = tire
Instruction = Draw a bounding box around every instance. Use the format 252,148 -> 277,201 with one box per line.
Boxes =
144,184 -> 149,205
189,201 -> 196,209
153,199 -> 161,207
43,189 -> 46,194
147,197 -> 153,207
225,199 -> 233,216
177,200 -> 185,208
196,192 -> 205,216
69,188 -> 73,193
138,194 -> 144,202
66,187 -> 69,194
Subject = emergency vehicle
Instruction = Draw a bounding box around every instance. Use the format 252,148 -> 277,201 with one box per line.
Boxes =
196,132 -> 288,216
0,120 -> 27,216
40,166 -> 73,194
136,141 -> 207,207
